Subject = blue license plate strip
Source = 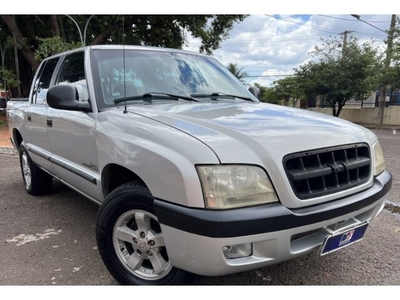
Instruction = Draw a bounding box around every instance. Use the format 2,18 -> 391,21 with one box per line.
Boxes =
320,222 -> 369,256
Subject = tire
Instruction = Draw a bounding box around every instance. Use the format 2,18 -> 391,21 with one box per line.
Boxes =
96,181 -> 194,285
19,145 -> 53,196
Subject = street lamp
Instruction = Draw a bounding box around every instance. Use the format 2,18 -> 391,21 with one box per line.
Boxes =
351,14 -> 397,128
351,15 -> 387,34
65,15 -> 94,47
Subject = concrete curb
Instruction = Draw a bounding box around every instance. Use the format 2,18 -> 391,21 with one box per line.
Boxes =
0,147 -> 18,156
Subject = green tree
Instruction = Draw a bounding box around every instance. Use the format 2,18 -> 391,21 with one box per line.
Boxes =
295,36 -> 380,117
1,15 -> 247,70
226,62 -> 248,83
254,82 -> 280,104
273,76 -> 305,107
35,36 -> 80,61
0,66 -> 20,90
0,15 -> 247,96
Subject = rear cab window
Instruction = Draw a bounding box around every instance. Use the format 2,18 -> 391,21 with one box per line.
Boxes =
32,58 -> 59,105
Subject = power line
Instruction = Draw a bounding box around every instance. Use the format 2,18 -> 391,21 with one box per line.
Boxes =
243,74 -> 294,78
318,14 -> 391,23
240,66 -> 286,69
211,16 -> 387,49
265,15 -> 340,35
221,36 -> 323,44
318,15 -> 358,22
216,32 -> 385,47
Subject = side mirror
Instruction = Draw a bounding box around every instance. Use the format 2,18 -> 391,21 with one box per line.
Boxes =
47,85 -> 92,112
248,86 -> 260,99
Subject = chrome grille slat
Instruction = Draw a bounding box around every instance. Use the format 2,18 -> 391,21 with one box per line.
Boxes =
283,143 -> 371,199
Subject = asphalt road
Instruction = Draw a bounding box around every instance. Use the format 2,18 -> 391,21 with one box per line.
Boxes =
0,129 -> 399,285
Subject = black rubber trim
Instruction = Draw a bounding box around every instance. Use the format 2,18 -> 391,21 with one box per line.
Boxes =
27,145 -> 51,161
154,172 -> 392,238
27,144 -> 97,185
51,157 -> 97,185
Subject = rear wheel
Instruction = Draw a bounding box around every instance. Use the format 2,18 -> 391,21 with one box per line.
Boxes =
96,181 -> 194,285
19,145 -> 53,195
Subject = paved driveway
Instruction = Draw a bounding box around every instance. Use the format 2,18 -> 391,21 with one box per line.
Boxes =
0,129 -> 399,285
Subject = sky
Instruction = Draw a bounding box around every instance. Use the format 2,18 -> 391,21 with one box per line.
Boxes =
183,14 -> 393,87
5,0 -> 396,88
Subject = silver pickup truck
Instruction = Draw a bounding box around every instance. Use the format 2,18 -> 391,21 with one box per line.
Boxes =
6,45 -> 392,285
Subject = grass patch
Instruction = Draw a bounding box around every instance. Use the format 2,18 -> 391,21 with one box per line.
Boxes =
0,120 -> 7,127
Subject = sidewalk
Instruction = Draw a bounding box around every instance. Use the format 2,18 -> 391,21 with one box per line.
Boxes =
0,115 -> 17,156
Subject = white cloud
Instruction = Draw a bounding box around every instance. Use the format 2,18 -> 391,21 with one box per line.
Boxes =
184,14 -> 393,87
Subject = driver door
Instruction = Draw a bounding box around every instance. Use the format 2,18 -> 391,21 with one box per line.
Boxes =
46,51 -> 101,200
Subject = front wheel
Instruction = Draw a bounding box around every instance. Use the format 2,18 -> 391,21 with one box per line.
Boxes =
96,181 -> 194,285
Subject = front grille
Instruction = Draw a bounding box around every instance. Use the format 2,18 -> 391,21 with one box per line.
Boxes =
283,143 -> 371,199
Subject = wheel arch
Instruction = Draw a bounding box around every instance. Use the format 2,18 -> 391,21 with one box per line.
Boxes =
101,163 -> 148,198
12,128 -> 23,152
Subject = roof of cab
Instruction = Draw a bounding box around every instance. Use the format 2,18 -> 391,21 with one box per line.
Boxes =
43,44 -> 209,61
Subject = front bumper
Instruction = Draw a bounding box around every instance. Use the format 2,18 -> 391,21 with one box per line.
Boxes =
154,171 -> 392,276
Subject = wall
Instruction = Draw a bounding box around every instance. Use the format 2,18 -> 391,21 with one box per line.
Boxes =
309,106 -> 400,127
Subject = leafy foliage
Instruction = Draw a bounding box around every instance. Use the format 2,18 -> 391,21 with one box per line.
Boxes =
295,36 -> 381,117
226,62 -> 248,83
273,76 -> 305,107
34,37 -> 80,61
64,15 -> 247,53
0,66 -> 20,88
253,82 -> 280,104
193,15 -> 247,54
0,14 -> 247,96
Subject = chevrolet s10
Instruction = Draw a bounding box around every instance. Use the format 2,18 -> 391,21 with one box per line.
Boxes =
6,45 -> 392,284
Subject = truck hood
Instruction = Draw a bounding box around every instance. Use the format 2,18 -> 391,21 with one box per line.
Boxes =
129,101 -> 377,164
127,101 -> 378,207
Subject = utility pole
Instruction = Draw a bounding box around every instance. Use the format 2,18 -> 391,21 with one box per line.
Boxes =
377,14 -> 397,129
339,30 -> 354,58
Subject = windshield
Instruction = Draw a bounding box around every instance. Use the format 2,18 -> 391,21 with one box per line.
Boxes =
91,48 -> 256,108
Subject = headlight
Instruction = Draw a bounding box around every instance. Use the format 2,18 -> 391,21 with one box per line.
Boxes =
197,165 -> 278,209
373,141 -> 386,176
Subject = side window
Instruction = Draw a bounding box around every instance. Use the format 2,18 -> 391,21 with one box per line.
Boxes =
56,52 -> 89,101
32,58 -> 59,104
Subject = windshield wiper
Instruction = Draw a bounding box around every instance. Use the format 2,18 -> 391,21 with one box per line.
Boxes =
190,92 -> 253,102
114,92 -> 199,104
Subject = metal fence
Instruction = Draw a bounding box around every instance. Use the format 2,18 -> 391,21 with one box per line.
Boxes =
308,90 -> 400,109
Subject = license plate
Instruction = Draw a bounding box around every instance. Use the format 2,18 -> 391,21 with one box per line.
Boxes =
320,222 -> 369,256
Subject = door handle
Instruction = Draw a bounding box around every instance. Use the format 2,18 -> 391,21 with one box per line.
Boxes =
47,118 -> 53,127
27,113 -> 31,122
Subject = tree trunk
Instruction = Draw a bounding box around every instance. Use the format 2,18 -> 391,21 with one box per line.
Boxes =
34,15 -> 45,26
59,17 -> 66,41
326,99 -> 337,116
12,16 -> 22,97
2,15 -> 39,72
91,29 -> 111,45
336,104 -> 343,117
50,15 -> 60,37
335,99 -> 346,117
0,46 -> 6,99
